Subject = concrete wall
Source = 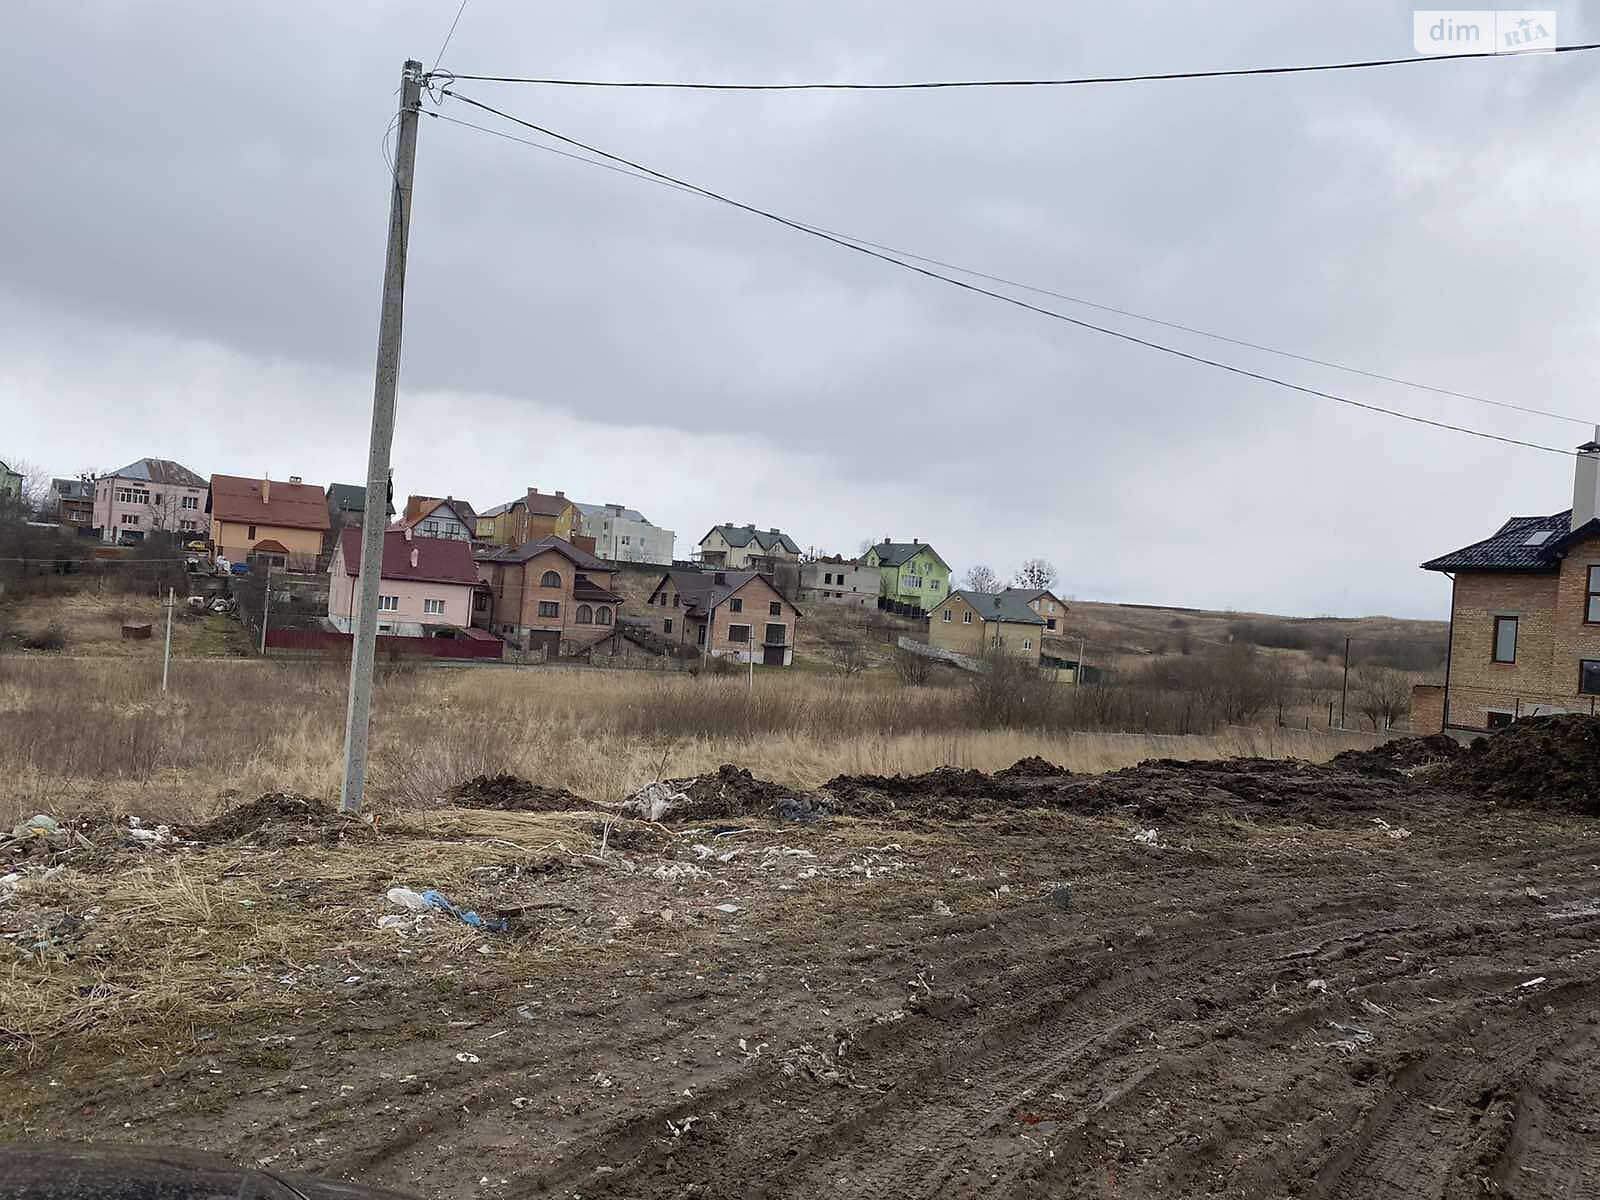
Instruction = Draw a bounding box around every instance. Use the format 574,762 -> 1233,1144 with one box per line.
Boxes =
579,508 -> 676,564
798,561 -> 877,606
1443,541 -> 1600,729
94,476 -> 207,541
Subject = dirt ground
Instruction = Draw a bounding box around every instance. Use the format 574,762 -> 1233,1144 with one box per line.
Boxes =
5,734 -> 1600,1199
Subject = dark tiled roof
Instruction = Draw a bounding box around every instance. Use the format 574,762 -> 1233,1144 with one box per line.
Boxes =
573,579 -> 623,604
1420,511 -> 1571,572
337,528 -> 480,585
208,474 -> 330,531
703,524 -> 801,555
869,540 -> 944,568
327,482 -> 368,513
108,458 -> 206,487
574,501 -> 650,524
656,568 -> 796,617
942,589 -> 1047,625
479,535 -> 609,570
524,491 -> 573,517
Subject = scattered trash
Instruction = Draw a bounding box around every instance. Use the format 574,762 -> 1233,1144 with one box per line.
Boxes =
691,844 -> 737,863
1049,884 -> 1073,910
776,796 -> 829,823
711,903 -> 741,914
1359,998 -> 1394,1019
779,1043 -> 854,1086
1306,979 -> 1329,993
376,914 -> 415,931
1524,885 -> 1549,904
386,887 -> 429,912
124,817 -> 173,847
1321,1020 -> 1375,1053
1132,828 -> 1160,847
1371,817 -> 1412,840
623,781 -> 687,822
666,1116 -> 699,1138
421,889 -> 509,933
455,1052 -> 480,1064
932,900 -> 954,917
1520,976 -> 1548,989
1133,923 -> 1154,941
511,1096 -> 531,1109
10,815 -> 65,848
653,863 -> 710,883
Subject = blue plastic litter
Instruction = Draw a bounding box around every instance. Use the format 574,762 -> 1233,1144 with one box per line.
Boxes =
420,889 -> 508,933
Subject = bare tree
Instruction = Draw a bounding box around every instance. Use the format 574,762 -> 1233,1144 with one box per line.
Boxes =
0,457 -> 51,513
892,646 -> 934,686
1355,666 -> 1412,731
1012,558 -> 1058,591
963,564 -> 999,593
826,636 -> 869,678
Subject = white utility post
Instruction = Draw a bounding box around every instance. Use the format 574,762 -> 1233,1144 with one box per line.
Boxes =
341,59 -> 424,815
260,561 -> 271,655
161,587 -> 174,692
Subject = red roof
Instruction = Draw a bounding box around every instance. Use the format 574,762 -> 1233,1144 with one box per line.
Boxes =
337,528 -> 480,586
208,474 -> 330,531
251,539 -> 289,554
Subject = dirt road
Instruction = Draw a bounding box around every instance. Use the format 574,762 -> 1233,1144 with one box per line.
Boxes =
5,747 -> 1600,1198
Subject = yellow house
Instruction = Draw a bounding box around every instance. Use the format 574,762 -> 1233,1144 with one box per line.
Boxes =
207,474 -> 330,568
928,589 -> 1046,663
477,487 -> 577,546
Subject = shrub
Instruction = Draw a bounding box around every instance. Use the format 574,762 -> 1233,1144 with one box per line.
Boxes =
21,623 -> 67,653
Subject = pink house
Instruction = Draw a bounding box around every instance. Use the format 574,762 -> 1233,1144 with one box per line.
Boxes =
328,527 -> 480,637
92,457 -> 208,543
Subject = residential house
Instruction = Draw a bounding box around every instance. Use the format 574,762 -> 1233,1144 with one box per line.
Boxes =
476,535 -> 623,655
0,461 -> 21,502
928,590 -> 1046,663
797,556 -> 878,607
47,478 -> 95,531
92,458 -> 208,543
864,539 -> 952,616
398,495 -> 476,541
476,487 -> 577,547
328,527 -> 480,637
645,569 -> 802,666
697,523 -> 801,572
573,501 -> 676,564
207,474 -> 330,569
1417,435 -> 1600,732
1002,587 -> 1069,636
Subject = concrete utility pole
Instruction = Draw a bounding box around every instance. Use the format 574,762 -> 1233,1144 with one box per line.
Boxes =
260,561 -> 271,656
161,587 -> 174,692
341,59 -> 424,815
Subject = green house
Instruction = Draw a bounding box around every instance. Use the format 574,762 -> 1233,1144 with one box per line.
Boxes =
863,539 -> 951,615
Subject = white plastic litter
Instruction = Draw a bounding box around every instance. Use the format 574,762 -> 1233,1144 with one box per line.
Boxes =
712,903 -> 741,914
623,781 -> 688,822
455,1052 -> 480,1063
1306,979 -> 1329,993
652,863 -> 710,882
1520,976 -> 1548,988
386,887 -> 429,911
1133,828 -> 1160,846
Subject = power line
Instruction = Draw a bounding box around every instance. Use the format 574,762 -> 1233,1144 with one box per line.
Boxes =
436,90 -> 1580,458
431,0 -> 470,75
432,42 -> 1600,90
426,109 -> 1590,429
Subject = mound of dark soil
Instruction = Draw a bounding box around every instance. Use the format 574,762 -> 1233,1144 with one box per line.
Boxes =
664,764 -> 794,821
1329,734 -> 1464,776
1440,714 -> 1600,814
994,756 -> 1072,780
451,774 -> 589,812
180,793 -> 372,846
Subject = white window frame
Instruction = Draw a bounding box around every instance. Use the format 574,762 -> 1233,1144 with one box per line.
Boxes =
423,598 -> 445,616
942,610 -> 952,622
378,595 -> 399,612
963,610 -> 973,624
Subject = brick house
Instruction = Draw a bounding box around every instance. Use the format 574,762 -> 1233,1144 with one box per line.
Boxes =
207,474 -> 330,569
1001,587 -> 1069,636
928,590 -> 1046,663
92,458 -> 208,543
1419,436 -> 1600,731
328,527 -> 479,637
476,488 -> 576,547
476,535 -> 622,655
645,569 -> 802,666
47,478 -> 95,531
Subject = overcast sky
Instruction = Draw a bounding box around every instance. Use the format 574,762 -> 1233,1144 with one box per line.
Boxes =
6,2 -> 1598,618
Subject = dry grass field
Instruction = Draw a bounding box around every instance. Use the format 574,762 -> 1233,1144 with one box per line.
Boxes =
1,590 -> 252,658
0,656 -> 1390,824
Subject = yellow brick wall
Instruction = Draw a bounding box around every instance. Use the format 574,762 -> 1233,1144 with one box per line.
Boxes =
1445,538 -> 1600,729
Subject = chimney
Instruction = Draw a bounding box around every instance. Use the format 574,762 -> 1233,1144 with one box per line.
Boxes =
714,571 -> 726,585
403,525 -> 413,542
1575,428 -> 1600,528
410,546 -> 419,568
608,503 -> 623,514
555,490 -> 565,498
289,475 -> 302,485
913,537 -> 920,545
529,487 -> 538,496
262,476 -> 270,503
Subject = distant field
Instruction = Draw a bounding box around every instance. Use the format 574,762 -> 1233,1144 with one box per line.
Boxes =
0,590 -> 252,658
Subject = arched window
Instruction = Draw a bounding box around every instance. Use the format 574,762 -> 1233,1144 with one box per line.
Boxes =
540,570 -> 561,588
596,607 -> 612,626
575,604 -> 593,624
